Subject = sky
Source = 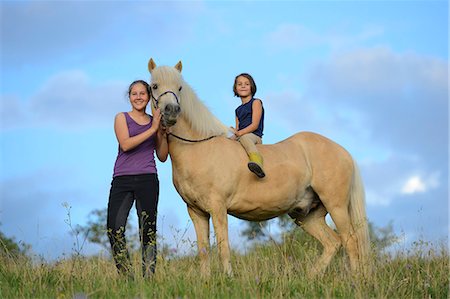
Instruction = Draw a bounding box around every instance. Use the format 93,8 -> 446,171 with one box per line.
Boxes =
0,0 -> 448,260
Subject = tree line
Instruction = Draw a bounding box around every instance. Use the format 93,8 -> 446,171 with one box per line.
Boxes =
1,209 -> 398,259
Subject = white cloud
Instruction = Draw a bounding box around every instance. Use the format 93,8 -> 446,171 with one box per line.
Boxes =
401,173 -> 441,195
1,1 -> 203,68
266,47 -> 447,157
401,176 -> 426,194
305,47 -> 448,170
1,70 -> 131,130
357,154 -> 444,207
308,47 -> 447,100
263,47 -> 447,211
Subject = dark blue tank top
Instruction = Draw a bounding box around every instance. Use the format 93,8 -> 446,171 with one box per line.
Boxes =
235,98 -> 264,137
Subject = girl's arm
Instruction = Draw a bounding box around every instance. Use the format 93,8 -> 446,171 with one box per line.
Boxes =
155,125 -> 169,162
235,99 -> 263,137
235,116 -> 239,130
114,109 -> 162,152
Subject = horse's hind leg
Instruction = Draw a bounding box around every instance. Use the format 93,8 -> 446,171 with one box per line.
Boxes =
187,206 -> 211,278
292,204 -> 341,277
327,205 -> 360,273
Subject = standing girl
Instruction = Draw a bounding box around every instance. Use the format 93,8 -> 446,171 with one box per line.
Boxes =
231,73 -> 265,178
107,80 -> 169,278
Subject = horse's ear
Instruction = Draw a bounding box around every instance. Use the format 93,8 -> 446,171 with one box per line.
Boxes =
148,58 -> 157,73
175,61 -> 182,73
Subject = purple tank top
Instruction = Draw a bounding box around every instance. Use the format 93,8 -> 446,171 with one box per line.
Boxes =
113,112 -> 157,177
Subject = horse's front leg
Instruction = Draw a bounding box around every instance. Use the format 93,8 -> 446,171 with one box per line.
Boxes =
187,205 -> 211,278
210,203 -> 233,276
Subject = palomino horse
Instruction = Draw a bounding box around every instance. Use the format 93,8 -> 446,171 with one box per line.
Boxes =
148,58 -> 370,277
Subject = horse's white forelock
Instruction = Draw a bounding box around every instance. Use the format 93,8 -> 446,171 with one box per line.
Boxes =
153,66 -> 228,137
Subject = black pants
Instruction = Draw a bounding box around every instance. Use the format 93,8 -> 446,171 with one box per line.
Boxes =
107,174 -> 159,276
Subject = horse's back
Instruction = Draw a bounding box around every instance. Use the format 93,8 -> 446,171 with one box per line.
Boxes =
259,131 -> 355,199
270,131 -> 344,148
257,131 -> 352,166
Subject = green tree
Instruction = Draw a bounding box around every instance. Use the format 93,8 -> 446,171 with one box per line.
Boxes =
73,208 -> 110,251
240,214 -> 297,242
0,223 -> 31,258
368,220 -> 399,253
240,221 -> 268,241
73,208 -> 139,252
74,208 -> 176,259
241,214 -> 398,253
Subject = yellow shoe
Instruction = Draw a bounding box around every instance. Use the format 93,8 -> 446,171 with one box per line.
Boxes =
248,153 -> 265,178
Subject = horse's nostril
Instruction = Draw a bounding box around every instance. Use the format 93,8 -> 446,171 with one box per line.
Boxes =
164,104 -> 181,114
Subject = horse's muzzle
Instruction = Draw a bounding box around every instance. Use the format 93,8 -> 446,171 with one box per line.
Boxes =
162,117 -> 177,127
162,103 -> 181,127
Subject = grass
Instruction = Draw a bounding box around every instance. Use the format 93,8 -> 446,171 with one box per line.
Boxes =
0,235 -> 448,298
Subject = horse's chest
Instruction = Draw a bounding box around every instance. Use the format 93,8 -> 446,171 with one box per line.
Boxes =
172,172 -> 210,209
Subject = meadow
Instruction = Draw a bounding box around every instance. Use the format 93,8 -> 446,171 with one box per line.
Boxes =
1,232 -> 448,298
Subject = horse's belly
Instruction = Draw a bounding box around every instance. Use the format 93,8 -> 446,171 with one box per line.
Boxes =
227,185 -> 317,221
228,210 -> 283,221
227,196 -> 298,221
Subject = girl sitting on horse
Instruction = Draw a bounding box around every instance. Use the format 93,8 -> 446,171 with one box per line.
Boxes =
230,73 -> 265,178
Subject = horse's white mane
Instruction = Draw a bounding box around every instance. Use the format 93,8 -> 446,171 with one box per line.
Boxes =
153,66 -> 228,137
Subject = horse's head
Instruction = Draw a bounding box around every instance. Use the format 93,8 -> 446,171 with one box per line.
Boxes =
148,58 -> 183,127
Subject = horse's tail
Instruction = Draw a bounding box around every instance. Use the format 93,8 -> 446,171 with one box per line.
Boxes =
348,161 -> 371,274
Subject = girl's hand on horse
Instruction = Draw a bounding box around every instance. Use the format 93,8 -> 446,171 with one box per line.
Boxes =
228,127 -> 238,140
151,109 -> 162,131
159,124 -> 171,137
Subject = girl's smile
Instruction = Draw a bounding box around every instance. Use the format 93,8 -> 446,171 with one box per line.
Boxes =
236,76 -> 252,100
129,84 -> 150,110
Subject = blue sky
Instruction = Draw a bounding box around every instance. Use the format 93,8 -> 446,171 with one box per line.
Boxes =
1,0 -> 448,259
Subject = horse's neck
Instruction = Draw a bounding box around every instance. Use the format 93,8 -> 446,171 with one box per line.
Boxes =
167,87 -> 228,162
168,117 -> 206,165
171,117 -> 205,141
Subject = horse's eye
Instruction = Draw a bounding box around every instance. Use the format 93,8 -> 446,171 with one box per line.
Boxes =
179,86 -> 183,91
152,84 -> 158,90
